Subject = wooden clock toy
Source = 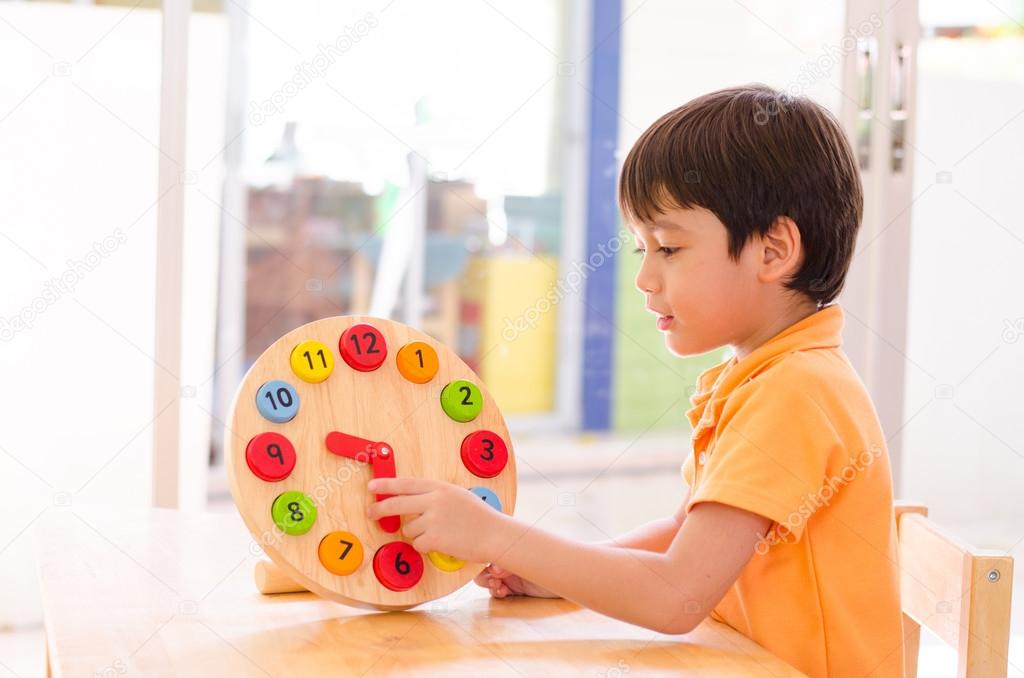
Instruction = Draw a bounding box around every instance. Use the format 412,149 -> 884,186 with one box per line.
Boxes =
226,315 -> 516,611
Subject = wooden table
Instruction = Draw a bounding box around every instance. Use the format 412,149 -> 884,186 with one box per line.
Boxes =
34,507 -> 805,677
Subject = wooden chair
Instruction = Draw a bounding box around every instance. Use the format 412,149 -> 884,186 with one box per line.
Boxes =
896,501 -> 1014,677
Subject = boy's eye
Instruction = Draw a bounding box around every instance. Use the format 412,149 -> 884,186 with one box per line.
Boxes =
633,246 -> 680,257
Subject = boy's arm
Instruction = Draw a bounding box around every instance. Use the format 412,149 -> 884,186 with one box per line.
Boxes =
488,499 -> 770,635
597,487 -> 691,553
366,476 -> 765,633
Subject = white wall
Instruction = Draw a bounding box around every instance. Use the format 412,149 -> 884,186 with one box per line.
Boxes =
901,36 -> 1024,544
0,4 -> 226,626
618,0 -> 846,148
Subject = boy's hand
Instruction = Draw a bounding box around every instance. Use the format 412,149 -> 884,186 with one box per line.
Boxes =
366,477 -> 505,564
474,564 -> 560,599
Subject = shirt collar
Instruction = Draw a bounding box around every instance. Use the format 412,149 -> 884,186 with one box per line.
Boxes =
685,304 -> 845,442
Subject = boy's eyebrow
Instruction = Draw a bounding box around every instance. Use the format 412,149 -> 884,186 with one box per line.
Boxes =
626,218 -> 688,235
650,219 -> 686,232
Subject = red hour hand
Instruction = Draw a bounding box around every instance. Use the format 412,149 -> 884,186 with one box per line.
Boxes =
325,432 -> 400,534
325,431 -> 376,462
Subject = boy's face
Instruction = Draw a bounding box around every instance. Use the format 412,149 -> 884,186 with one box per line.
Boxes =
630,206 -> 762,357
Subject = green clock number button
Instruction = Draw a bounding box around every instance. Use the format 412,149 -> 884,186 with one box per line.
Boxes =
271,491 -> 317,535
440,380 -> 483,422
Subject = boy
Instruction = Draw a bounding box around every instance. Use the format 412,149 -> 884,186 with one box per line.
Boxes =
368,85 -> 904,678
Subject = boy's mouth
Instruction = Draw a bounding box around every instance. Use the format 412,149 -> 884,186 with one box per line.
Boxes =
646,305 -> 674,331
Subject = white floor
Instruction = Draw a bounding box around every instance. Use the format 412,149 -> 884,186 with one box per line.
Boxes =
4,432 -> 1022,677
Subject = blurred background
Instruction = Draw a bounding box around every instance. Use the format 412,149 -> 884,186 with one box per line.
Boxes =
1,0 -> 1022,675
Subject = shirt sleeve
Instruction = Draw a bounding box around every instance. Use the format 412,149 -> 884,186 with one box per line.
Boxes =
685,370 -> 842,542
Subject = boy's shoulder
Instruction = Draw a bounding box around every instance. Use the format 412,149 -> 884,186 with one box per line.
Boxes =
720,345 -> 877,438
749,344 -> 863,397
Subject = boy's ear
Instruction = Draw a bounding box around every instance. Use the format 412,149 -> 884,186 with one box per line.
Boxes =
757,216 -> 803,283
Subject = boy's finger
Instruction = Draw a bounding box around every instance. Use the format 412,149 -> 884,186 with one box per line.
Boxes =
367,494 -> 425,519
400,515 -> 426,540
366,476 -> 437,495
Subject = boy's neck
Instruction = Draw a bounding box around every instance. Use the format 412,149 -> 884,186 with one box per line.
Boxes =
731,297 -> 822,361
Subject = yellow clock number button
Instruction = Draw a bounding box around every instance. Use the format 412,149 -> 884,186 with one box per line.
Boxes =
290,340 -> 334,383
428,551 -> 466,572
396,341 -> 439,384
318,531 -> 364,576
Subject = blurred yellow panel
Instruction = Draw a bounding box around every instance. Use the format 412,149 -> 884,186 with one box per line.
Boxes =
475,255 -> 558,414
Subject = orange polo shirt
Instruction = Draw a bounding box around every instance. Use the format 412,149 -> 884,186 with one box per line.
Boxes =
682,304 -> 904,678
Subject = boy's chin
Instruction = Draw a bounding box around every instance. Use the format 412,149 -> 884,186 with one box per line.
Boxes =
664,332 -> 719,358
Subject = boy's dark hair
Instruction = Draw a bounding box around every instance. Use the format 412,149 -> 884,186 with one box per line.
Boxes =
618,84 -> 862,306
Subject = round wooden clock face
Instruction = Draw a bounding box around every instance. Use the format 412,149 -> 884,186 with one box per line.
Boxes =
226,316 -> 516,610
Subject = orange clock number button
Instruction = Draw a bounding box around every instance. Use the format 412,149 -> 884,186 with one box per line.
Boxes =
318,531 -> 364,576
245,432 -> 296,482
395,341 -> 439,383
373,541 -> 423,591
340,324 -> 387,372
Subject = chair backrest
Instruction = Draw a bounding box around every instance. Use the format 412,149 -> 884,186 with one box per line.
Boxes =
895,502 -> 1014,678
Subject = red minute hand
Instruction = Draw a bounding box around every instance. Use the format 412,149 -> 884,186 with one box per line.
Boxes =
369,443 -> 399,533
325,432 -> 400,533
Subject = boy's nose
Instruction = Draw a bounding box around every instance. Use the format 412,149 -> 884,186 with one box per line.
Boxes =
634,264 -> 660,294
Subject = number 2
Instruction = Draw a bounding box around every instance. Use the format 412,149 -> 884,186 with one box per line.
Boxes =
459,386 -> 473,406
349,332 -> 380,355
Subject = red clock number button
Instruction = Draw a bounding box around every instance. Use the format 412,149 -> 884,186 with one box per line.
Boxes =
373,541 -> 423,591
460,430 -> 508,478
340,324 -> 388,372
245,432 -> 296,482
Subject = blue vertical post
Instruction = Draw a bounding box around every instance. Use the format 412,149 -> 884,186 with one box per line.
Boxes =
581,0 -> 622,431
